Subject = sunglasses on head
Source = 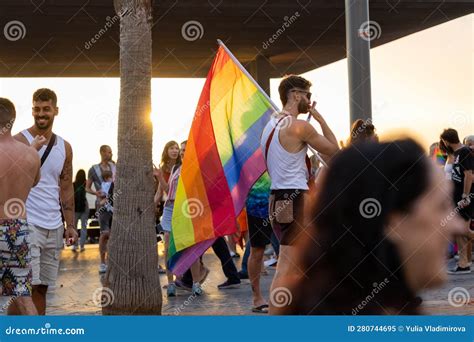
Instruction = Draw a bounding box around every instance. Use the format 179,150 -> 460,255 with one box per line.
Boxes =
290,88 -> 312,100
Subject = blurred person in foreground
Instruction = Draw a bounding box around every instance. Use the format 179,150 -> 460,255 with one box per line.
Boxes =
269,138 -> 464,314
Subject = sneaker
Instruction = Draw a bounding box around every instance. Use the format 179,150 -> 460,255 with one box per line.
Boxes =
447,266 -> 471,275
175,280 -> 192,292
238,270 -> 249,280
454,254 -> 460,261
264,257 -> 278,268
98,263 -> 107,274
167,283 -> 177,297
217,279 -> 241,289
192,282 -> 203,296
71,246 -> 77,252
80,247 -> 85,252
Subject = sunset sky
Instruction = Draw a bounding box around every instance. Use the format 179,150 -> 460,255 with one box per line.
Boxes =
1,14 -> 472,174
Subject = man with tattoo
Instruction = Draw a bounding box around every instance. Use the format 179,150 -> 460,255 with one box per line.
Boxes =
14,88 -> 77,315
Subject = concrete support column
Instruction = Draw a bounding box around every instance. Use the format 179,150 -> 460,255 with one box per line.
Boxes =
249,55 -> 271,95
345,0 -> 372,124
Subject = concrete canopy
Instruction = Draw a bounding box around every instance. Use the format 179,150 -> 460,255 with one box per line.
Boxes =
0,0 -> 472,78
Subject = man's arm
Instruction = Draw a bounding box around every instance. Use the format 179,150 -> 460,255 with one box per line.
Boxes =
295,121 -> 339,157
85,177 -> 98,196
31,150 -> 41,187
309,105 -> 339,147
60,141 -> 78,243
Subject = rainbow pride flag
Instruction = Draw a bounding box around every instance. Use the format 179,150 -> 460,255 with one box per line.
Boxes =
168,42 -> 277,275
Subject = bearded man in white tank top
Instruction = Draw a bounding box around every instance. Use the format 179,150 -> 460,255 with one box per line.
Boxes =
14,88 -> 78,315
260,75 -> 339,313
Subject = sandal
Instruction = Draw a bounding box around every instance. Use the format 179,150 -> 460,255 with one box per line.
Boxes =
252,304 -> 269,314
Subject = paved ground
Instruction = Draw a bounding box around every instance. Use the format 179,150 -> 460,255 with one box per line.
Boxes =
1,243 -> 474,315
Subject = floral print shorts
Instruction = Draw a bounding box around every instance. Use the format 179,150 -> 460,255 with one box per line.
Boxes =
0,219 -> 32,297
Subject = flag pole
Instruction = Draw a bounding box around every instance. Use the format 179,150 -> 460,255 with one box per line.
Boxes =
217,39 -> 328,168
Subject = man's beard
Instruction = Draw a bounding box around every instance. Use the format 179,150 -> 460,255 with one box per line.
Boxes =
298,100 -> 310,114
34,116 -> 53,130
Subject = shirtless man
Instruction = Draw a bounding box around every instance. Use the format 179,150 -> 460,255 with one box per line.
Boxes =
0,98 -> 40,315
14,88 -> 77,315
260,75 -> 339,313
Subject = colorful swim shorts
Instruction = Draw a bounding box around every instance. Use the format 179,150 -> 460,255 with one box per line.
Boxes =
0,219 -> 32,297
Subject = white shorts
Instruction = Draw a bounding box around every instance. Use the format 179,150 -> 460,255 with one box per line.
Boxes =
29,224 -> 64,286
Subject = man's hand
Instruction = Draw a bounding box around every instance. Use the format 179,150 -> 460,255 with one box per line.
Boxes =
65,227 -> 78,246
31,135 -> 47,151
308,101 -> 326,124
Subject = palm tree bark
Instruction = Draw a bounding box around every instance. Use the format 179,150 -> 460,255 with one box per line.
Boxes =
103,0 -> 162,315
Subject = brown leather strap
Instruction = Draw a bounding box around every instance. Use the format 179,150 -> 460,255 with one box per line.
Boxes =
264,116 -> 288,161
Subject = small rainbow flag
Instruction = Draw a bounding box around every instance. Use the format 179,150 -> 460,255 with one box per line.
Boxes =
168,41 -> 277,275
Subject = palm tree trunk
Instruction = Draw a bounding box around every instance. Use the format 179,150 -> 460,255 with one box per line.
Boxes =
103,0 -> 162,315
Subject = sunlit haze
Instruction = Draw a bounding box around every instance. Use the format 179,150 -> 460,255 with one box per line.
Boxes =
1,14 -> 472,175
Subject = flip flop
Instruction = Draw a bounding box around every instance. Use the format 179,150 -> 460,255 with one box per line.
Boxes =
252,304 -> 269,314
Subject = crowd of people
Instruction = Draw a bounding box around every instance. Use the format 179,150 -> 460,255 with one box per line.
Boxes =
0,76 -> 472,316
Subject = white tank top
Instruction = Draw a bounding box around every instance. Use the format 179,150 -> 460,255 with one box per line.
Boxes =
22,129 -> 66,229
261,116 -> 309,190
